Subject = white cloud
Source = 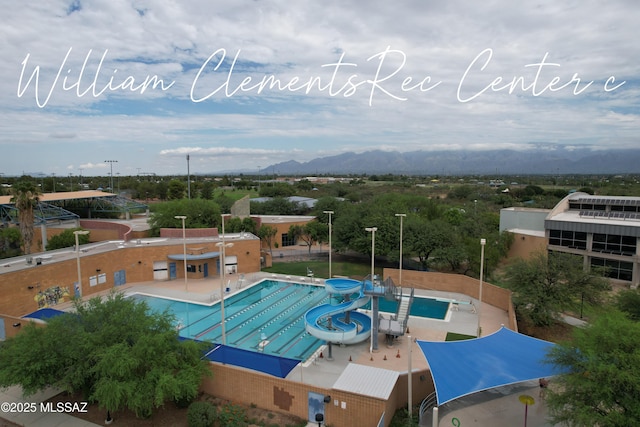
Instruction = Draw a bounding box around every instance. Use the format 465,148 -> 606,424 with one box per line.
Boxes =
0,0 -> 638,175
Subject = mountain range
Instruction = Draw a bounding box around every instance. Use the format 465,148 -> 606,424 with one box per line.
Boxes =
258,148 -> 640,176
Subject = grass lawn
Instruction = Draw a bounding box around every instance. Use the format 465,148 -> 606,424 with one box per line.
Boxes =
263,260 -> 383,279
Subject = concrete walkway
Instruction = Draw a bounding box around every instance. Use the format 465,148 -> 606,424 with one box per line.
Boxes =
0,386 -> 101,426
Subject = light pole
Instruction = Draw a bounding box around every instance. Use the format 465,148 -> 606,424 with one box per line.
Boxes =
323,211 -> 334,278
74,230 -> 90,298
365,226 -> 378,352
186,154 -> 191,199
104,160 -> 118,192
478,238 -> 486,337
175,216 -> 188,292
216,241 -> 234,345
395,213 -> 406,285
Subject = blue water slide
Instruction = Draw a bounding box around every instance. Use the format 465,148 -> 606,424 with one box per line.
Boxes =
304,278 -> 372,344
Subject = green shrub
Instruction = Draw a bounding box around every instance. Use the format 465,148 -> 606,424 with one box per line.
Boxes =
217,402 -> 248,427
187,401 -> 217,427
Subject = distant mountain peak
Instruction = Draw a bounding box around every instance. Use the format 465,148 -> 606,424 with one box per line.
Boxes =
264,148 -> 640,175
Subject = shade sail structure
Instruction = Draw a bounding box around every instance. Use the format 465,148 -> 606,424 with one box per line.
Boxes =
417,326 -> 563,406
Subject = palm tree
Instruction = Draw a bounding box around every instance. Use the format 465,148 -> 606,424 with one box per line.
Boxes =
10,178 -> 41,255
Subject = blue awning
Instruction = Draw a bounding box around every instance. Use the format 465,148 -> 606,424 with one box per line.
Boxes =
168,251 -> 220,261
22,308 -> 66,320
417,326 -> 563,406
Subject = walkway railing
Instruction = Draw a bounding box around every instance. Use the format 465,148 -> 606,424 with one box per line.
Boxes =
419,391 -> 437,424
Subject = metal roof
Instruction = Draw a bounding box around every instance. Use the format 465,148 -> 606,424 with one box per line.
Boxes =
332,363 -> 399,400
0,191 -> 147,225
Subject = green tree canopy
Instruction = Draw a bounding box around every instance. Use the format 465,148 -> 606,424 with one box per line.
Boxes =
0,227 -> 22,259
288,221 -> 327,254
148,199 -> 222,236
167,179 -> 187,200
0,292 -> 211,419
46,228 -> 90,251
504,251 -> 610,327
545,310 -> 640,426
614,288 -> 640,321
257,224 -> 278,258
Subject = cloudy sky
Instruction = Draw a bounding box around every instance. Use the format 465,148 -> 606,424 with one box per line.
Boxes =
1,1 -> 638,177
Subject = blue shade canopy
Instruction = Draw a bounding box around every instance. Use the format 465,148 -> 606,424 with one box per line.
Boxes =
22,307 -> 66,320
417,327 -> 562,406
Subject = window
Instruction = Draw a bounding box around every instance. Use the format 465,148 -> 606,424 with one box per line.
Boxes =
548,229 -> 587,249
592,233 -> 636,256
187,264 -> 197,273
591,257 -> 633,281
281,233 -> 296,247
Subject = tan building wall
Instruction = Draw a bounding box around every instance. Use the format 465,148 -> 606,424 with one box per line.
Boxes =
0,238 -> 260,318
257,217 -> 315,251
200,363 -> 432,427
383,268 -> 518,331
506,232 -> 547,260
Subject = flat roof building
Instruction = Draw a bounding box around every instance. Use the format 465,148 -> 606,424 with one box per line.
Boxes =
501,192 -> 640,288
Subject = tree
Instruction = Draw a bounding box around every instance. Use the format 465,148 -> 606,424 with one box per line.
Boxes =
0,292 -> 210,419
10,178 -> 41,255
404,218 -> 454,269
257,224 -> 278,258
545,310 -> 640,426
503,251 -> 610,327
0,226 -> 22,259
614,288 -> 640,321
200,181 -> 214,200
168,179 -> 186,200
148,199 -> 221,236
288,224 -> 312,253
46,228 -> 90,250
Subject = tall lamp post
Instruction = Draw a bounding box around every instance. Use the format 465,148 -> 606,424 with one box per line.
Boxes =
74,230 -> 90,298
395,213 -> 406,285
323,211 -> 334,278
216,241 -> 234,345
365,226 -> 378,352
478,238 -> 486,337
104,160 -> 118,193
175,216 -> 188,292
186,154 -> 191,199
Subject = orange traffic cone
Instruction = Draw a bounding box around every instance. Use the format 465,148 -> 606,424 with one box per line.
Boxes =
396,349 -> 401,358
383,355 -> 387,361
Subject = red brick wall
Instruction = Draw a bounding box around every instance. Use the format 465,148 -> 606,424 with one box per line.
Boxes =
160,228 -> 219,238
0,239 -> 260,317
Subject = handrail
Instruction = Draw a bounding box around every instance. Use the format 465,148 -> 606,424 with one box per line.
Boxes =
419,391 -> 437,423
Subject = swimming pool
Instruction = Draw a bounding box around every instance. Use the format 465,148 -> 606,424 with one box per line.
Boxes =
362,296 -> 450,320
130,280 -> 330,361
130,280 -> 452,362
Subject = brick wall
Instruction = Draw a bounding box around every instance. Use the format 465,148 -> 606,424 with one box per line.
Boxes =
160,228 -> 219,238
201,363 -> 397,427
80,220 -> 132,241
0,238 -> 260,317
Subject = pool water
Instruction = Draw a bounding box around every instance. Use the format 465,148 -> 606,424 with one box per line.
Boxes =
362,296 -> 449,320
130,280 -> 451,361
130,280 -> 330,361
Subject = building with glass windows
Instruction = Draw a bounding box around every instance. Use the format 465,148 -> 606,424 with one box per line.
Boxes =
545,192 -> 639,287
501,192 -> 640,288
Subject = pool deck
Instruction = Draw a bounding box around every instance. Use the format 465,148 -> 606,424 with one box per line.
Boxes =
53,271 -> 509,383
45,272 -> 554,427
